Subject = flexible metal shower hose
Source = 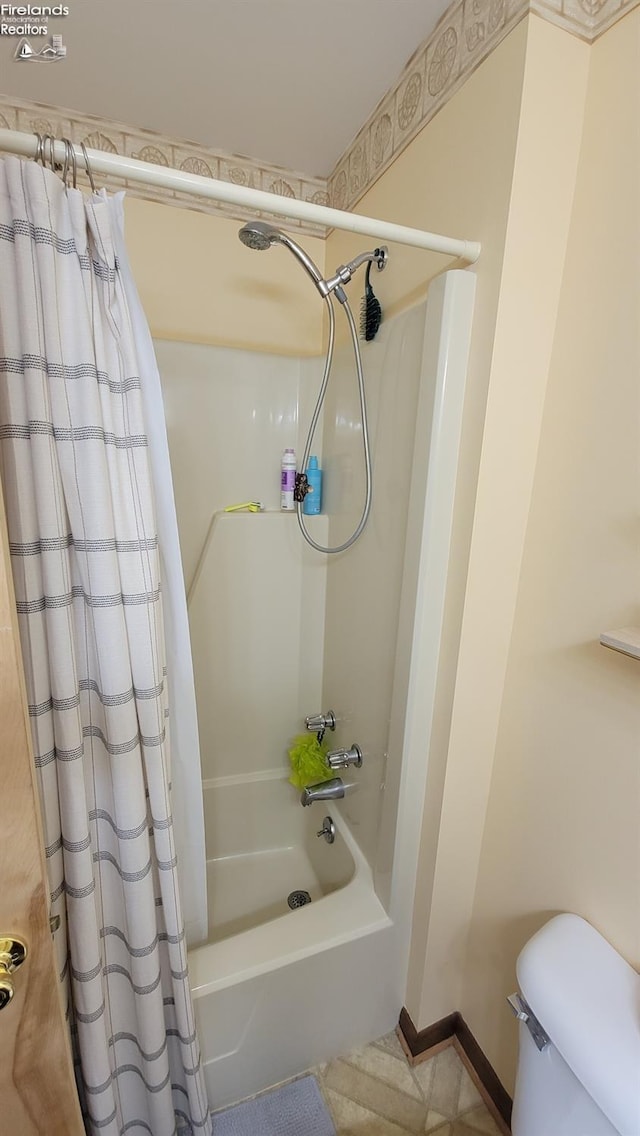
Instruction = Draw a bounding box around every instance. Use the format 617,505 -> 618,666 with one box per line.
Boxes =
296,294 -> 372,555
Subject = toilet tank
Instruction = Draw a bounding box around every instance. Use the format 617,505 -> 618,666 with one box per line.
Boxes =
511,914 -> 640,1136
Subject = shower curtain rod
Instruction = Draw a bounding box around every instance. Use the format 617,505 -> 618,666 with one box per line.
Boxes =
0,129 -> 481,264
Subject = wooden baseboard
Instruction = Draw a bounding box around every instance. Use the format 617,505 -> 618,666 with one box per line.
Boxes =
397,1007 -> 513,1133
398,1008 -> 461,1056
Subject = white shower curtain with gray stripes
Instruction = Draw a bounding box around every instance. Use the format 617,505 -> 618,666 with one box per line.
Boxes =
0,156 -> 212,1135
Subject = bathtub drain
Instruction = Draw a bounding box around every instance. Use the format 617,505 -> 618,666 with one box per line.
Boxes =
287,890 -> 312,910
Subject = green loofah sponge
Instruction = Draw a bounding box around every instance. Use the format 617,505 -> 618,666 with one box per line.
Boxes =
288,733 -> 332,790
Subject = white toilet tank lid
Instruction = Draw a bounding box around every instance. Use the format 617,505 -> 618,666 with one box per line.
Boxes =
517,913 -> 640,1136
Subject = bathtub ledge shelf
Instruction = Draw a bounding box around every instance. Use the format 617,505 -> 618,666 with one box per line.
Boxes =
599,626 -> 640,660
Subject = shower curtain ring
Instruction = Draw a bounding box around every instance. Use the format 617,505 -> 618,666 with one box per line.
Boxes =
34,133 -> 44,166
80,141 -> 96,193
61,138 -> 71,186
39,133 -> 51,168
70,139 -> 77,188
62,138 -> 77,188
40,133 -> 57,174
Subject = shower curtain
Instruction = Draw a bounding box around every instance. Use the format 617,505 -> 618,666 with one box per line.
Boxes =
0,156 -> 211,1135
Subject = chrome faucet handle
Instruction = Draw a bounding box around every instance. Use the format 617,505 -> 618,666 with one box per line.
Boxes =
326,744 -> 362,771
305,710 -> 336,744
305,711 -> 336,733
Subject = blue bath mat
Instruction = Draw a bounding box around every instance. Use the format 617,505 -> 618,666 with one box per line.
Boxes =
212,1075 -> 336,1136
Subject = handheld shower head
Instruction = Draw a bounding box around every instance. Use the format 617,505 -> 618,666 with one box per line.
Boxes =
238,221 -> 279,251
238,221 -> 328,296
238,220 -> 388,310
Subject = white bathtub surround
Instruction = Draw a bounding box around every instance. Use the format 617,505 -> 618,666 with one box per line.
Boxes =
188,511 -> 328,783
0,158 -> 210,1134
155,338 -> 328,790
320,271 -> 477,938
162,273 -> 477,1110
320,302 -> 428,866
154,341 -> 323,589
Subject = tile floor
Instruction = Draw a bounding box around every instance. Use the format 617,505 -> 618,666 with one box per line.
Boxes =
313,1030 -> 505,1136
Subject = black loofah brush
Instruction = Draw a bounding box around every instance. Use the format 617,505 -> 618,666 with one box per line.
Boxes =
360,258 -> 383,341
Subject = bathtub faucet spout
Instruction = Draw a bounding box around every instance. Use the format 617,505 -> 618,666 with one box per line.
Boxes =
300,777 -> 345,807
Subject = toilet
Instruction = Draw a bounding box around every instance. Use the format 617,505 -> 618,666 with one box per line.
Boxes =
510,913 -> 640,1136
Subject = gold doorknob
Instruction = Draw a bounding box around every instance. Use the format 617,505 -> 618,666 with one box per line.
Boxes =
0,937 -> 27,1010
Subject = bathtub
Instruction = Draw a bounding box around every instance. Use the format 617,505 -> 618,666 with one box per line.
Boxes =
187,770 -> 397,1110
200,771 -> 356,943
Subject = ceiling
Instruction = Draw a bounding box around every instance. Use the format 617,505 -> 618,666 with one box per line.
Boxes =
0,0 -> 451,177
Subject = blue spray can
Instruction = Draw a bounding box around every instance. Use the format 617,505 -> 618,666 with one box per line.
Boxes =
302,456 -> 322,515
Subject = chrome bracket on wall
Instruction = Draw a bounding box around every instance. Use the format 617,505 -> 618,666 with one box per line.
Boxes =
507,993 -> 550,1051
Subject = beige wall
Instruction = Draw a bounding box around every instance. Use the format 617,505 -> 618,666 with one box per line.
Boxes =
322,14 -> 528,909
412,13 -> 591,1031
458,8 -> 640,1091
124,198 -> 325,355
